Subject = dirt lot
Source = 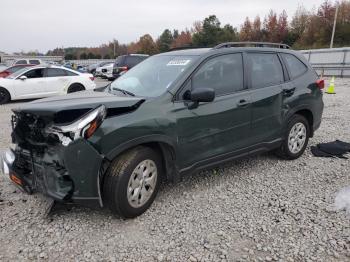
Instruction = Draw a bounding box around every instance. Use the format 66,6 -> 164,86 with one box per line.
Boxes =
0,78 -> 350,261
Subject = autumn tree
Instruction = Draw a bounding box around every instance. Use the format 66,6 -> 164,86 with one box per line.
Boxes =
252,16 -> 262,41
263,10 -> 279,42
171,30 -> 192,48
240,17 -> 253,41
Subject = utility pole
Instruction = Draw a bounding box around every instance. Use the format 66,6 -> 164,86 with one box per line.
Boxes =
113,39 -> 116,58
330,5 -> 339,48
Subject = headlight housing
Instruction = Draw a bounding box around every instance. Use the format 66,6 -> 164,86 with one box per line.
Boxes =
47,105 -> 106,146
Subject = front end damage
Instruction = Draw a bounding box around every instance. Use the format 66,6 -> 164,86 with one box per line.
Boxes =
0,92 -> 146,210
2,108 -> 106,208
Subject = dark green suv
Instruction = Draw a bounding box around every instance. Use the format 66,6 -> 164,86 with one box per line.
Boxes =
1,42 -> 324,218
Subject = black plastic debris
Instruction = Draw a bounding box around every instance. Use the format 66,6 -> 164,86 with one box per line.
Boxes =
311,140 -> 350,159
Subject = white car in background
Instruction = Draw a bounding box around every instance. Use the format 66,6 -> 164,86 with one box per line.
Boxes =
13,58 -> 43,65
0,66 -> 96,104
95,62 -> 113,77
101,63 -> 114,80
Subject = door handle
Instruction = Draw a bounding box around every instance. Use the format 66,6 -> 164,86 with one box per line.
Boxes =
237,99 -> 250,107
283,87 -> 295,96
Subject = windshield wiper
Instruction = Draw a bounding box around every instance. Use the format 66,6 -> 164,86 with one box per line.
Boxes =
111,87 -> 135,97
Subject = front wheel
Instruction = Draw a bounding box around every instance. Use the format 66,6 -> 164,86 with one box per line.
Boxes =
0,87 -> 10,104
102,146 -> 162,218
275,114 -> 310,160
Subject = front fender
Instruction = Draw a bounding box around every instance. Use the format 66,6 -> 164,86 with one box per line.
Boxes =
104,134 -> 177,161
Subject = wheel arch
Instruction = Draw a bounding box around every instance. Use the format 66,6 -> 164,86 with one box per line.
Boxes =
67,82 -> 85,93
103,135 -> 179,183
285,106 -> 314,137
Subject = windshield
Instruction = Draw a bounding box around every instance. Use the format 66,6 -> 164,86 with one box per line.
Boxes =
110,55 -> 195,97
6,67 -> 30,79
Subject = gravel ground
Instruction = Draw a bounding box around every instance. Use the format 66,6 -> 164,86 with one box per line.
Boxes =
0,78 -> 350,262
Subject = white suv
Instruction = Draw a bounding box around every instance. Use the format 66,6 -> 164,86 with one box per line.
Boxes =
13,59 -> 43,65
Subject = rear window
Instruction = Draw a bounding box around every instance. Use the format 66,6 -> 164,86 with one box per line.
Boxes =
29,60 -> 40,65
7,66 -> 23,73
282,53 -> 308,79
248,53 -> 284,89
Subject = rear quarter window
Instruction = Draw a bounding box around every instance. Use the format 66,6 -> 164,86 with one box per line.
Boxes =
281,53 -> 308,79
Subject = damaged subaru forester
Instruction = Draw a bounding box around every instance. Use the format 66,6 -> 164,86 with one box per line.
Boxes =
1,42 -> 324,218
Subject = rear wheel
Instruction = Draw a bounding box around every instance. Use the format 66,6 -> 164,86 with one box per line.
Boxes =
103,146 -> 162,218
275,114 -> 310,160
0,87 -> 10,104
67,83 -> 85,93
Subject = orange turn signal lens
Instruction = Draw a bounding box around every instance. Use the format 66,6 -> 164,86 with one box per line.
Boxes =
10,173 -> 22,186
84,120 -> 98,139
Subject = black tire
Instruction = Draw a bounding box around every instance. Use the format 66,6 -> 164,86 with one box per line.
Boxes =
67,83 -> 85,93
103,146 -> 162,218
275,114 -> 310,160
0,87 -> 10,104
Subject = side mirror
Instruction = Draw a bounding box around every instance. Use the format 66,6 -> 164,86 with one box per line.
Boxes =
18,75 -> 27,80
183,88 -> 215,109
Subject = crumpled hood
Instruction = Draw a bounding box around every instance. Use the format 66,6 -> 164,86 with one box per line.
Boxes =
12,90 -> 144,116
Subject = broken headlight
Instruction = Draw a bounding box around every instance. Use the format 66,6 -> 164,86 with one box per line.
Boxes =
47,105 -> 106,146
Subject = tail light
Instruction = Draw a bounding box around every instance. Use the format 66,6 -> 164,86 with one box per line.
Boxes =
316,79 -> 325,89
118,66 -> 128,71
89,76 -> 95,81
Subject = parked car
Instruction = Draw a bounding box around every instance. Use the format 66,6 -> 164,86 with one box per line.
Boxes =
101,63 -> 114,80
0,65 -> 96,104
0,64 -> 35,78
1,42 -> 324,218
95,62 -> 113,77
13,59 -> 42,65
91,61 -> 114,76
111,54 -> 149,80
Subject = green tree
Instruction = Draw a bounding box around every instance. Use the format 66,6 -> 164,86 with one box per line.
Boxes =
157,29 -> 174,52
80,53 -> 88,59
65,53 -> 77,60
87,52 -> 95,59
193,15 -> 222,47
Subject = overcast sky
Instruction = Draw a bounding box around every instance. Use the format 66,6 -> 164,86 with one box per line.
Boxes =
1,0 -> 326,53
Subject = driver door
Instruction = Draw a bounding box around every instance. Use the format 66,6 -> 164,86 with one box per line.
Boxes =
13,68 -> 47,99
173,53 -> 252,169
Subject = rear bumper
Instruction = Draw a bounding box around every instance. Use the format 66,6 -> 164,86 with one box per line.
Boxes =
1,140 -> 104,208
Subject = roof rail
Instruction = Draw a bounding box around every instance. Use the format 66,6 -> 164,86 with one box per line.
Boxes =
213,42 -> 291,50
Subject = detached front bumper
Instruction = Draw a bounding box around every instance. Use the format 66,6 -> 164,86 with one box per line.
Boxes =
1,140 -> 104,208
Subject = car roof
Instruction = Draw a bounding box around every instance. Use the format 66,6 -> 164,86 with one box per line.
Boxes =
158,48 -> 211,56
157,46 -> 299,57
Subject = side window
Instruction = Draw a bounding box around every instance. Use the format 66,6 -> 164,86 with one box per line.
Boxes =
65,70 -> 78,76
282,53 -> 307,79
15,60 -> 27,65
248,53 -> 284,89
23,68 -> 44,79
29,60 -> 40,65
46,68 -> 67,77
192,53 -> 244,96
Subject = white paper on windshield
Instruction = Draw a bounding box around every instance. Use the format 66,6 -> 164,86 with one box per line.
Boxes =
166,60 -> 191,66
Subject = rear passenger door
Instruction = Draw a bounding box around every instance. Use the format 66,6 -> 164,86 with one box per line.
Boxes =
247,52 -> 286,145
44,68 -> 71,96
